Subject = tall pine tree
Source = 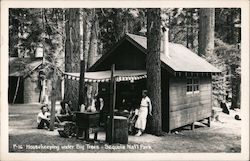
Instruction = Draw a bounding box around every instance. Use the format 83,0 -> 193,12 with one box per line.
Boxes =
64,9 -> 81,110
198,8 -> 215,57
146,8 -> 162,136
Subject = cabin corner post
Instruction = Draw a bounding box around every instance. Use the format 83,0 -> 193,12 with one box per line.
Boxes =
209,74 -> 212,128
207,117 -> 211,127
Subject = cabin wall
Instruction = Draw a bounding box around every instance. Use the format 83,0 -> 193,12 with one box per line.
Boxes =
169,76 -> 212,130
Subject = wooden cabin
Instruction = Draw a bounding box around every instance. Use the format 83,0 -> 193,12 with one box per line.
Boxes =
89,33 -> 220,132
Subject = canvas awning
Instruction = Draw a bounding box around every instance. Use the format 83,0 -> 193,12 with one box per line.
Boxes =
64,70 -> 147,82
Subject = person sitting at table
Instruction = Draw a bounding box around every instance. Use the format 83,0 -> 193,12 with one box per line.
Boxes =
86,98 -> 97,112
37,104 -> 50,129
121,98 -> 127,111
94,95 -> 104,112
56,100 -> 73,122
80,104 -> 86,112
128,108 -> 139,135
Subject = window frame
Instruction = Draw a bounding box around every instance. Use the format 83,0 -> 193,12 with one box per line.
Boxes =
186,77 -> 200,94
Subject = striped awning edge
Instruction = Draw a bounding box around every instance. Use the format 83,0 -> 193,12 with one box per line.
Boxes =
63,70 -> 147,82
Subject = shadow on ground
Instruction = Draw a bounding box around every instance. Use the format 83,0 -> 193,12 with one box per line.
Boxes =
8,104 -> 241,153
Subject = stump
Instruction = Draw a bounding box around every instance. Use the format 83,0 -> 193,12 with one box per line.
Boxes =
113,116 -> 128,144
212,107 -> 222,121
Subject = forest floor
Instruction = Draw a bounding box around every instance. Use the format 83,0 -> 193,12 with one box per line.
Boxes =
8,103 -> 241,153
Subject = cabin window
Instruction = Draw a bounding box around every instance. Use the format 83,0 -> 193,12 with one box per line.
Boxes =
186,78 -> 193,93
186,78 -> 199,94
193,78 -> 199,93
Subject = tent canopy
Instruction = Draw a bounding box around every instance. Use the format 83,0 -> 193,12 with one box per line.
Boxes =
64,70 -> 147,82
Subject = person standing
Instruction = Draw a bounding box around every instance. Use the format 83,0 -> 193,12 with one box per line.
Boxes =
37,104 -> 50,129
135,90 -> 152,136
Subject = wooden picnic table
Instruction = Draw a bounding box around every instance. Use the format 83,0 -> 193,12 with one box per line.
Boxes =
75,111 -> 101,141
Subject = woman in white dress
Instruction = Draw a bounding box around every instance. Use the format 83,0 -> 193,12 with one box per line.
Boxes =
135,90 -> 152,136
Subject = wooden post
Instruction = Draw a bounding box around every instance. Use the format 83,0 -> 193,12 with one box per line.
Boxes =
207,117 -> 211,127
12,77 -> 20,104
191,122 -> 195,130
78,59 -> 85,110
106,64 -> 116,144
85,130 -> 89,141
61,79 -> 64,100
94,132 -> 98,141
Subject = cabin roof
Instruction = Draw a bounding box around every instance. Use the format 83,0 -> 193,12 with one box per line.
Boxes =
9,57 -> 43,77
90,33 -> 220,73
126,33 -> 220,73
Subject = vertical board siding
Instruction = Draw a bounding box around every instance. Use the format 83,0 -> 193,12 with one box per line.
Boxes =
169,76 -> 212,130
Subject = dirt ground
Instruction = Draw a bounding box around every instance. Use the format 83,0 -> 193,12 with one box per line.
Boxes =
8,104 -> 241,153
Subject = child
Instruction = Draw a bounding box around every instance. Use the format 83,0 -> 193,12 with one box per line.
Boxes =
128,108 -> 139,135
37,104 -> 50,129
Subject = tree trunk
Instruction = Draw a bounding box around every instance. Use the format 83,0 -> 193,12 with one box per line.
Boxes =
198,8 -> 215,57
190,9 -> 195,49
231,65 -> 239,109
49,68 -> 57,131
146,8 -> 162,136
87,9 -> 98,69
84,12 -> 92,71
86,9 -> 98,107
65,9 -> 81,111
78,9 -> 88,108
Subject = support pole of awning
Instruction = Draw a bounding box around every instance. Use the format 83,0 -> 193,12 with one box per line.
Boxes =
78,57 -> 85,110
106,64 -> 116,144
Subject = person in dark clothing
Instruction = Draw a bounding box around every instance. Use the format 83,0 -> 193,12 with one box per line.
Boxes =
94,95 -> 101,111
220,100 -> 230,115
57,100 -> 73,122
60,101 -> 72,115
